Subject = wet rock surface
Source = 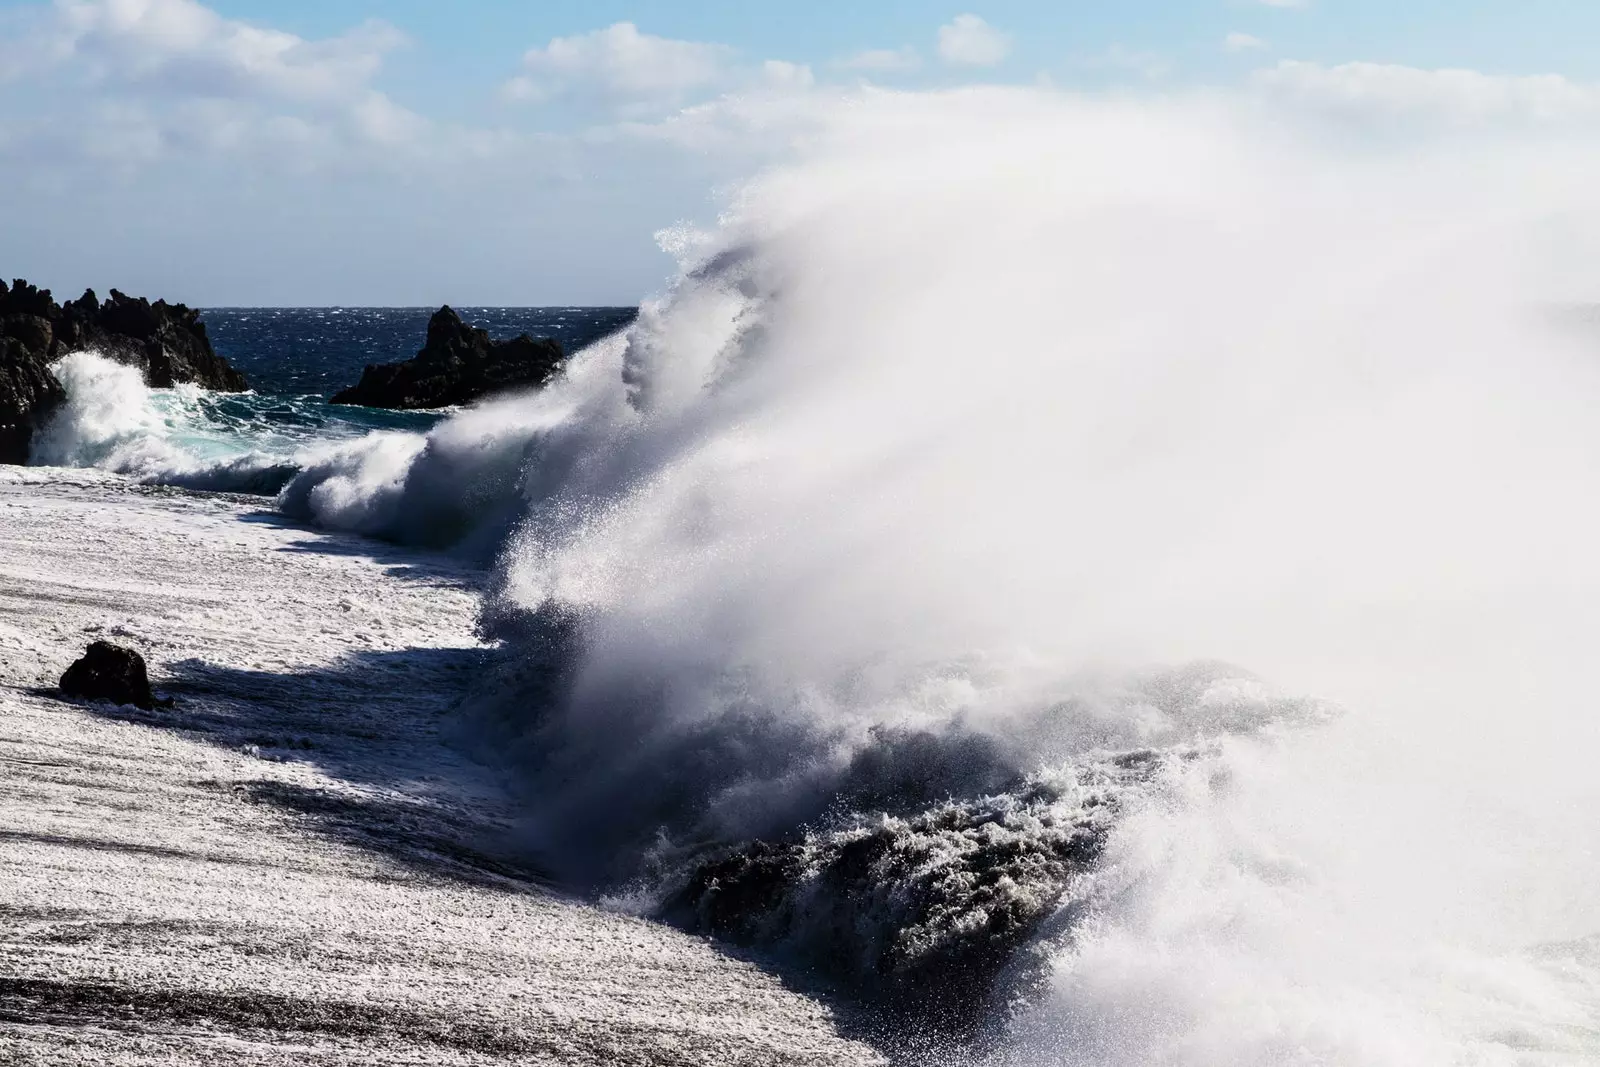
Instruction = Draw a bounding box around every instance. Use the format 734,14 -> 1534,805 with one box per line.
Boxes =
663,759 -> 1150,1040
330,305 -> 564,410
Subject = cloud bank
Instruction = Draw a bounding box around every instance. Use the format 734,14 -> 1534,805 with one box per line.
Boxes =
3,0 -> 1599,305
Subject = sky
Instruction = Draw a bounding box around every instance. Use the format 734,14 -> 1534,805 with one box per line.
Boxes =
3,0 -> 1600,305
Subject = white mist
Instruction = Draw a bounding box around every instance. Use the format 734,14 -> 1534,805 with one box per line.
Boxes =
288,88 -> 1600,1062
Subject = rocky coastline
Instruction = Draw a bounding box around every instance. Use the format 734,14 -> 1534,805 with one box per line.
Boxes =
0,279 -> 249,464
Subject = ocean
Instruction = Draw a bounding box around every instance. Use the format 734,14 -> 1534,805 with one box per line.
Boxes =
202,307 -> 639,397
21,90 -> 1600,1065
30,307 -> 636,499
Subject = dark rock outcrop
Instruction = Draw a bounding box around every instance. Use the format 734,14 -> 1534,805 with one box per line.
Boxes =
59,641 -> 165,711
0,278 -> 249,464
330,306 -> 563,409
0,330 -> 66,468
61,287 -> 248,391
660,759 -> 1142,1039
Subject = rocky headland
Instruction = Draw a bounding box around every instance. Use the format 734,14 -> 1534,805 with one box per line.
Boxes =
330,305 -> 564,410
0,279 -> 249,464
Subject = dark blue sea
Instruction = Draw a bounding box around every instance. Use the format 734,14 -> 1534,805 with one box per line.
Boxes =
202,307 -> 637,398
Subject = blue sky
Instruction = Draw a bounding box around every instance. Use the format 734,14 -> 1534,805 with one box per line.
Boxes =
2,0 -> 1598,305
198,2 -> 1600,91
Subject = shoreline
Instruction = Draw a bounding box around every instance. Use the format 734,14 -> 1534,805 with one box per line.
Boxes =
0,466 -> 879,1065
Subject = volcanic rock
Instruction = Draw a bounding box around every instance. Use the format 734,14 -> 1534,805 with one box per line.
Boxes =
330,306 -> 564,410
55,286 -> 248,390
59,640 -> 164,711
0,278 -> 250,463
0,332 -> 66,467
663,771 -> 1119,1037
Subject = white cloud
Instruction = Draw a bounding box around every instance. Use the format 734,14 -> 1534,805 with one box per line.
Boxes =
1225,32 -> 1268,52
1255,60 -> 1600,126
0,0 -> 422,160
506,22 -> 733,109
937,14 -> 1011,67
838,47 -> 921,74
0,3 -> 836,304
57,0 -> 405,105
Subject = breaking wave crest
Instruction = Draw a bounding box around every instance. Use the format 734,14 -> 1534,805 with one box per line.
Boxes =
37,89 -> 1600,1062
32,351 -> 297,493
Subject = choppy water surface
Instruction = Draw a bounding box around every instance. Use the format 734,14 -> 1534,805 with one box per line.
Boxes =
202,307 -> 637,397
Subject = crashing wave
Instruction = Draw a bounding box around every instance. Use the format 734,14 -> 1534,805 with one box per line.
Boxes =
30,87 -> 1600,1061
462,607 -> 1332,1036
468,92 -> 1600,1060
30,351 -> 298,494
30,351 -> 440,499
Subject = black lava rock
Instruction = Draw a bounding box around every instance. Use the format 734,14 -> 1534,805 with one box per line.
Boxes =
0,278 -> 250,464
330,305 -> 563,410
59,641 -> 164,711
663,783 -> 1114,1038
0,330 -> 66,467
59,287 -> 249,391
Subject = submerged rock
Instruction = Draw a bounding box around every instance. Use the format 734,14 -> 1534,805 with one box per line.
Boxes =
0,278 -> 249,464
59,640 -> 165,711
330,305 -> 564,410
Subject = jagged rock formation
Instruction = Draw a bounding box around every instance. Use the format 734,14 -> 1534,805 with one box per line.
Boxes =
0,279 -> 249,464
330,306 -> 564,409
65,287 -> 247,391
59,640 -> 165,711
660,752 -> 1162,1039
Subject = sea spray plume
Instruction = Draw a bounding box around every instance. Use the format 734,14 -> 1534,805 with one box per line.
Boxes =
452,89 -> 1600,1055
471,90 -> 1434,861
32,351 -> 172,469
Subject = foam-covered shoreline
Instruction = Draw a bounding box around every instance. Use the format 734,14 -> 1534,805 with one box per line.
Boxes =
0,466 -> 881,1065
